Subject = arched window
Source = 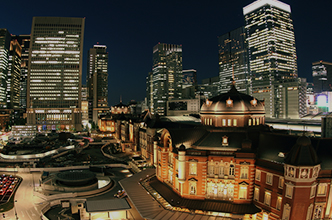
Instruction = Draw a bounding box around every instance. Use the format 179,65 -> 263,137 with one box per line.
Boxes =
189,178 -> 197,195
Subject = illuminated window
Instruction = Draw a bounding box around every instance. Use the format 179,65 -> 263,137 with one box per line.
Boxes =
256,118 -> 259,125
276,196 -> 282,210
266,173 -> 273,185
168,170 -> 173,184
263,213 -> 269,220
254,187 -> 259,201
264,191 -> 271,206
208,162 -> 214,176
317,184 -> 327,196
240,166 -> 249,179
222,136 -> 228,146
239,185 -> 248,199
282,204 -> 291,220
310,185 -> 316,198
189,161 -> 197,175
285,184 -> 293,199
233,119 -> 237,126
227,119 -> 231,126
248,119 -> 252,126
222,119 -> 226,126
314,204 -> 324,219
255,170 -> 261,181
279,177 -> 284,189
252,118 -> 256,125
189,179 -> 197,195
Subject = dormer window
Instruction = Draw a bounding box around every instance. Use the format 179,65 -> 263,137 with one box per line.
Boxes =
222,136 -> 228,146
226,97 -> 233,107
206,99 -> 213,107
251,98 -> 257,107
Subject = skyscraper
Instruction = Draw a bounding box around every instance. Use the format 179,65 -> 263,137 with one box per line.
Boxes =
150,43 -> 182,115
7,39 -> 22,109
312,61 -> 332,93
243,0 -> 298,118
218,26 -> 249,94
87,44 -> 109,125
0,29 -> 11,108
27,17 -> 85,131
182,69 -> 197,89
12,35 -> 30,109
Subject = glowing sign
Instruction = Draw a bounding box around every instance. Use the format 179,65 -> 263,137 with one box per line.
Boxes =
317,95 -> 327,107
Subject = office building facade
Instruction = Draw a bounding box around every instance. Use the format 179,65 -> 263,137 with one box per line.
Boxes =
87,44 -> 109,124
312,61 -> 332,93
218,26 -> 249,94
274,78 -> 307,119
243,0 -> 298,118
12,35 -> 30,109
81,85 -> 89,128
0,29 -> 11,108
7,39 -> 22,109
150,43 -> 182,116
27,17 -> 85,131
182,69 -> 197,89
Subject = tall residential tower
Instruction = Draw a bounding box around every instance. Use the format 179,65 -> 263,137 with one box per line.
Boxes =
27,17 -> 85,131
243,0 -> 298,118
87,44 -> 109,124
149,43 -> 182,115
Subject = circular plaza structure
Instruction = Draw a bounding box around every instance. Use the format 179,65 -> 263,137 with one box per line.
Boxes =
56,170 -> 97,186
52,170 -> 99,192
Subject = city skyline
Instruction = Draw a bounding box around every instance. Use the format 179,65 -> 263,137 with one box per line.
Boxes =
1,0 -> 331,106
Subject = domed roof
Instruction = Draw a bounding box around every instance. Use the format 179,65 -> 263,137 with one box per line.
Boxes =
284,136 -> 320,166
201,84 -> 265,115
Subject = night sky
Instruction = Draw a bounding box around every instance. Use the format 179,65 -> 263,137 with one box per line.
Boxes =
1,0 -> 331,106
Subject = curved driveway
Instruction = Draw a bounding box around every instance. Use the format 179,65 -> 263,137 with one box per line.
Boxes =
5,172 -> 45,220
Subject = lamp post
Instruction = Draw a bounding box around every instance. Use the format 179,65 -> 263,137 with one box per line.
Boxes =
14,200 -> 18,219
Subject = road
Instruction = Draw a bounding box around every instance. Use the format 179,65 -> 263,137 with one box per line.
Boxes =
4,172 -> 45,220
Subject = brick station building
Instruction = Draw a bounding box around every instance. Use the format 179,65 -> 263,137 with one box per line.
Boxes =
153,84 -> 332,219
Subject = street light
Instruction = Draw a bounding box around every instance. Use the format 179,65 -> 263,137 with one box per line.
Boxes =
14,200 -> 18,219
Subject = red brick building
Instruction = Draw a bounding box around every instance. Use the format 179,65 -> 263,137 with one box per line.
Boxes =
154,85 -> 332,219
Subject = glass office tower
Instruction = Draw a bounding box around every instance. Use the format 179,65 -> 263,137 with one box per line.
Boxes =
0,29 -> 11,108
27,17 -> 85,131
12,35 -> 30,109
87,44 -> 109,124
243,0 -> 297,118
150,43 -> 182,115
218,26 -> 249,94
7,40 -> 22,109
